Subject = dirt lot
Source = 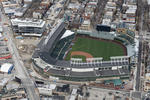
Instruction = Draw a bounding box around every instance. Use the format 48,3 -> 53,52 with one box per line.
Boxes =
15,36 -> 41,68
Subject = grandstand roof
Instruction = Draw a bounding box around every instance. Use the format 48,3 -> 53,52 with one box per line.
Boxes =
43,21 -> 66,52
46,68 -> 129,77
60,30 -> 74,39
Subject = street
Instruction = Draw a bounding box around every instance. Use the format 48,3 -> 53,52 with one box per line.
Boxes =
0,7 -> 40,100
135,0 -> 144,91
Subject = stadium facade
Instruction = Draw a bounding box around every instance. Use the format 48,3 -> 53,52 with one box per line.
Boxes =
32,20 -> 138,81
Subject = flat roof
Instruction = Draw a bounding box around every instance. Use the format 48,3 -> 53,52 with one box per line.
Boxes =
4,7 -> 16,14
24,0 -> 32,2
0,26 -> 3,32
146,73 -> 150,77
22,33 -> 42,37
148,0 -> 150,5
127,5 -> 137,9
11,18 -> 46,28
0,63 -> 13,73
49,84 -> 56,90
83,20 -> 91,25
102,19 -> 111,26
126,9 -> 136,14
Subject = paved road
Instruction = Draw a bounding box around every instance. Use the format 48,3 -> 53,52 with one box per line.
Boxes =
0,8 -> 40,100
135,41 -> 142,91
135,0 -> 144,91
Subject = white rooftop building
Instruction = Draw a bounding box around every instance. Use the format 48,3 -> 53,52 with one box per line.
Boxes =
126,5 -> 137,17
102,19 -> 111,26
126,9 -> 136,15
11,18 -> 45,28
37,84 -> 56,96
38,87 -> 53,96
127,5 -> 137,10
3,7 -> 16,16
11,18 -> 46,36
0,25 -> 3,32
0,63 -> 14,74
69,89 -> 77,100
148,0 -> 150,5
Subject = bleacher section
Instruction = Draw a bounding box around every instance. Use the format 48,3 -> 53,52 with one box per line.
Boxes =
116,26 -> 135,45
77,30 -> 115,40
90,31 -> 115,40
51,34 -> 75,60
114,37 -> 128,45
126,30 -> 135,38
77,28 -> 135,46
117,34 -> 134,44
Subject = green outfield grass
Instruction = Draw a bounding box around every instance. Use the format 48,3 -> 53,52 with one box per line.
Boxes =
65,37 -> 126,61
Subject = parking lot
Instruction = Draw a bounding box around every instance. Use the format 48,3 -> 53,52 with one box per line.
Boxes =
86,87 -> 130,100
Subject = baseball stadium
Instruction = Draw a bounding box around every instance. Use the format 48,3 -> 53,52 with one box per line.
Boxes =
65,35 -> 127,61
32,21 -> 138,81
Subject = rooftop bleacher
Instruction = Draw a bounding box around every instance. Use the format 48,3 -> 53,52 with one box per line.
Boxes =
117,34 -> 134,44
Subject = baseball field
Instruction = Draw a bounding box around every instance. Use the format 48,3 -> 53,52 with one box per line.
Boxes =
65,36 -> 126,61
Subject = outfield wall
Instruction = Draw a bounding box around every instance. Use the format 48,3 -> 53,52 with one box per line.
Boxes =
77,29 -> 135,45
77,30 -> 115,40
